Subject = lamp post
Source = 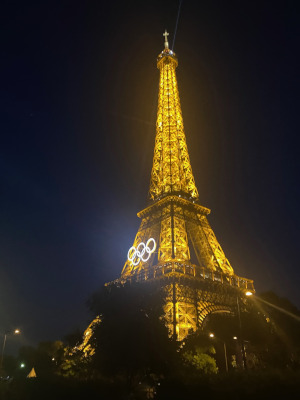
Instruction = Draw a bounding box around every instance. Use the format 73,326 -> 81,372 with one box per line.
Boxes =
236,291 -> 253,370
0,329 -> 21,373
209,333 -> 228,372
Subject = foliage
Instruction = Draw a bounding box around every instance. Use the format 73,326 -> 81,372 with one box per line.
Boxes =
239,291 -> 300,369
182,349 -> 218,374
58,348 -> 91,379
0,355 -> 18,377
63,329 -> 83,347
18,341 -> 64,378
0,376 -> 127,400
201,291 -> 300,371
258,291 -> 300,345
180,330 -> 218,375
156,370 -> 300,400
87,282 -> 179,385
1,370 -> 300,400
2,289 -> 300,399
63,287 -> 300,382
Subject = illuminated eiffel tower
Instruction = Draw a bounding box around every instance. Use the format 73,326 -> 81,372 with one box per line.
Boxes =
112,31 -> 255,341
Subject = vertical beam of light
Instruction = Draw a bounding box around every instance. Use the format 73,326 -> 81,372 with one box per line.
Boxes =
172,0 -> 183,50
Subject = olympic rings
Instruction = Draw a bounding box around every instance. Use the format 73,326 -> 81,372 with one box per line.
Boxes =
127,238 -> 156,265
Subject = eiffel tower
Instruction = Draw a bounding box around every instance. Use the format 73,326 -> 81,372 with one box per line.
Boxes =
111,32 -> 255,341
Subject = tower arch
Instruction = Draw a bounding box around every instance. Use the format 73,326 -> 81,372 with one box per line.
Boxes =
112,32 -> 254,340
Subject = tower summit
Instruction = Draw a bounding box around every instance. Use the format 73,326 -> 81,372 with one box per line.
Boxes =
163,29 -> 169,49
116,33 -> 254,340
150,31 -> 198,202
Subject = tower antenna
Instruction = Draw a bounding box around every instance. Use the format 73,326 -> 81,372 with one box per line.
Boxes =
172,0 -> 183,50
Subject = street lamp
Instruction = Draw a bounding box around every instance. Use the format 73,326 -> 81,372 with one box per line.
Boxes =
0,329 -> 21,373
236,290 -> 254,369
209,332 -> 228,372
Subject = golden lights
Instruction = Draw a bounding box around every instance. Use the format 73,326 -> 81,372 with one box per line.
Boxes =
149,50 -> 199,201
118,39 -> 254,341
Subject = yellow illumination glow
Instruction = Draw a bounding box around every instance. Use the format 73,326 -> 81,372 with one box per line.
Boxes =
116,40 -> 254,342
149,50 -> 199,201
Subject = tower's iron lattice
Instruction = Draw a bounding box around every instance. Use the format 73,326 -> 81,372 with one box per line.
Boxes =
113,35 -> 254,340
77,34 -> 255,350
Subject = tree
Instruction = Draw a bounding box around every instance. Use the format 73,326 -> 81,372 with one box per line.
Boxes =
1,354 -> 18,377
87,282 -> 178,387
58,347 -> 91,379
182,349 -> 218,374
63,329 -> 83,347
18,341 -> 64,377
180,331 -> 218,376
253,291 -> 300,369
201,292 -> 300,370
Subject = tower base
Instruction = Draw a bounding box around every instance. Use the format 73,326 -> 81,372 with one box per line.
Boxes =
114,262 -> 254,340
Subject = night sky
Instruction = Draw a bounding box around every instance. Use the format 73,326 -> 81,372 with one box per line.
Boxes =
1,0 -> 299,353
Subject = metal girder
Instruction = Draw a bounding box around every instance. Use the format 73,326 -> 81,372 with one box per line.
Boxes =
149,51 -> 198,201
118,46 -> 254,340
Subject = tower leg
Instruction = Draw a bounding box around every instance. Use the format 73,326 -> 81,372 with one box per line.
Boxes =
172,281 -> 177,340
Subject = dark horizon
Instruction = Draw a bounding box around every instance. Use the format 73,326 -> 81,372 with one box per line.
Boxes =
1,0 -> 299,353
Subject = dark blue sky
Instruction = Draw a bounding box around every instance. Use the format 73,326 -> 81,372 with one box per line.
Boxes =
1,0 -> 299,352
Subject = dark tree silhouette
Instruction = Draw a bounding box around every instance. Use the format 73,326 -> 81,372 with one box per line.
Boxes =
88,282 -> 179,387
